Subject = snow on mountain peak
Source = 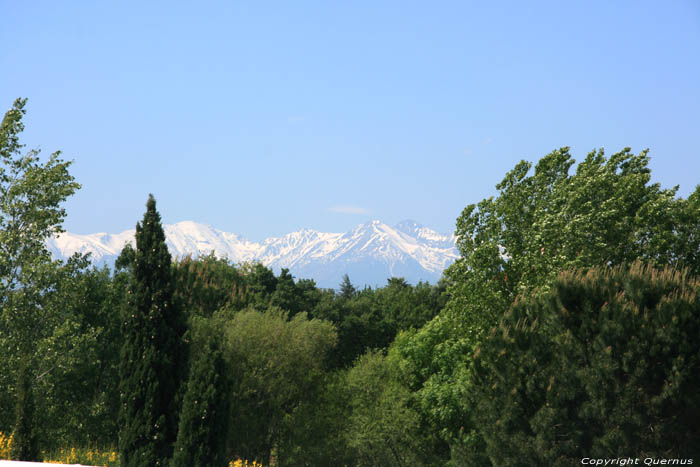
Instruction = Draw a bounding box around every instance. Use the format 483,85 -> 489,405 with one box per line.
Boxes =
47,220 -> 459,288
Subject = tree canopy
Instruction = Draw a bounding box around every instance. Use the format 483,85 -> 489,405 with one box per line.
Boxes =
471,262 -> 700,463
1,106 -> 698,467
395,147 -> 700,460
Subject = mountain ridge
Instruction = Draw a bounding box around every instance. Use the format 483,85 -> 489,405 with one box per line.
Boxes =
48,220 -> 459,288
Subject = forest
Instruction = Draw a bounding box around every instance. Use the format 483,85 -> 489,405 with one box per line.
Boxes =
1,97 -> 699,466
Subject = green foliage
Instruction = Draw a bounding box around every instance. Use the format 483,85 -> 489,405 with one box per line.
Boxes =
339,274 -> 356,299
343,350 -> 434,467
270,268 -> 305,315
172,253 -> 247,317
397,147 -> 700,457
219,307 -> 337,465
445,147 -> 699,336
34,262 -> 123,448
115,243 -> 135,272
471,262 -> 700,464
0,98 -> 81,298
5,107 -> 696,467
172,318 -> 230,467
0,98 -> 80,450
392,321 -> 473,465
277,371 -> 354,467
244,263 -> 278,307
312,278 -> 446,368
376,278 -> 447,332
172,256 -> 326,320
0,97 -> 82,355
118,195 -> 186,467
329,290 -> 395,368
10,364 -> 40,461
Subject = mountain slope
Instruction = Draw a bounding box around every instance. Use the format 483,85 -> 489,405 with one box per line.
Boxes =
48,220 -> 458,288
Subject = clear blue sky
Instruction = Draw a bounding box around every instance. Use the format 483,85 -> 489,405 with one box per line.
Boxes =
2,1 -> 699,240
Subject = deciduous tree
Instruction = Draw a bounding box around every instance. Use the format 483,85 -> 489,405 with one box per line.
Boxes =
396,147 -> 700,459
220,307 -> 337,465
0,98 -> 80,458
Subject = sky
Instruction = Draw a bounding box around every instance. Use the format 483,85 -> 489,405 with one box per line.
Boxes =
1,1 -> 699,240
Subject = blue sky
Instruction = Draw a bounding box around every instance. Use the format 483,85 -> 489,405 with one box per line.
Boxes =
2,1 -> 699,240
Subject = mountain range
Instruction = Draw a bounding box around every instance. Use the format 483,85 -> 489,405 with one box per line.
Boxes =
47,220 -> 459,289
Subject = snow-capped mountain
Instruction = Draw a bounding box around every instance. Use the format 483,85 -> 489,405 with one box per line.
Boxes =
47,220 -> 459,288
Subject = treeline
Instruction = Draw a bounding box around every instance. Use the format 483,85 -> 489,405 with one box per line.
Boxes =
2,98 -> 700,466
0,214 -> 446,463
0,95 -> 446,464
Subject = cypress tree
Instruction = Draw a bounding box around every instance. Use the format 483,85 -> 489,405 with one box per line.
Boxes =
119,195 -> 185,467
172,331 -> 229,467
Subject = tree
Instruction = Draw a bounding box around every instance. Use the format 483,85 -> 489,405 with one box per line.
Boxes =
0,98 -> 80,457
396,147 -> 700,459
325,289 -> 394,369
447,147 -> 698,333
119,195 -> 186,467
172,318 -> 229,467
375,278 -> 446,331
244,262 -> 278,309
172,253 -> 246,317
270,268 -> 300,315
471,262 -> 700,464
30,260 -> 123,449
0,97 -> 80,308
339,274 -> 356,299
344,350 -> 434,467
10,363 -> 40,461
220,307 -> 337,465
308,278 -> 446,369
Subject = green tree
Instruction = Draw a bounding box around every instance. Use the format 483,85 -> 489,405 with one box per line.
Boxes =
270,268 -> 301,315
172,318 -> 229,467
244,262 -> 278,309
447,147 -> 698,337
344,349 -> 434,467
324,289 -> 394,368
10,363 -> 40,461
311,279 -> 445,369
277,371 -> 354,467
220,307 -> 337,465
119,195 -> 186,467
290,277 -> 323,317
339,274 -> 356,299
0,98 -> 80,454
32,260 -> 123,449
172,253 -> 246,317
396,147 -> 700,459
115,242 -> 136,272
375,278 -> 446,332
471,262 -> 700,464
0,97 -> 81,322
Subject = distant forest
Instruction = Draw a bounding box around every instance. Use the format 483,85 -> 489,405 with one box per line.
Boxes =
2,97 -> 699,466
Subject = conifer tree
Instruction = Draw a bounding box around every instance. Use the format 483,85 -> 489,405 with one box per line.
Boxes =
339,274 -> 356,299
119,195 -> 185,467
471,262 -> 700,463
172,326 -> 229,467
